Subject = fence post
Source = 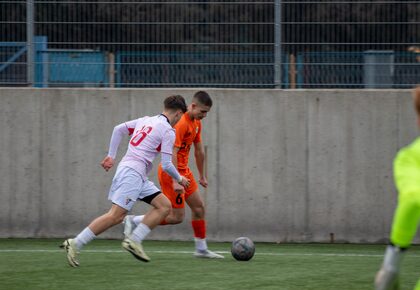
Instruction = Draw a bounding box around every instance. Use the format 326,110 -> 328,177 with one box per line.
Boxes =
35,36 -> 48,87
274,0 -> 282,88
296,53 -> 303,88
115,52 -> 121,88
26,0 -> 34,86
289,54 -> 296,89
108,52 -> 115,88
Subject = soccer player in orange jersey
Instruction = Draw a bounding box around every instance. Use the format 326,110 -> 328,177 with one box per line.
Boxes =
123,91 -> 223,258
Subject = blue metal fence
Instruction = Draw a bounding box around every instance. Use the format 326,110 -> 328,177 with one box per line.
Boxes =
296,52 -> 364,88
394,53 -> 420,88
0,37 -> 108,87
295,51 -> 420,89
46,50 -> 108,87
2,1 -> 420,88
0,42 -> 27,86
115,51 -> 279,88
2,39 -> 419,88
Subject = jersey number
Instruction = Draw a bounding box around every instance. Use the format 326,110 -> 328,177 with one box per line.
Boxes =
175,193 -> 183,205
130,126 -> 153,146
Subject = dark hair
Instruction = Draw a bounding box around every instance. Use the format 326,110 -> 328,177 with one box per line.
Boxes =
414,86 -> 420,115
164,95 -> 187,113
193,91 -> 213,107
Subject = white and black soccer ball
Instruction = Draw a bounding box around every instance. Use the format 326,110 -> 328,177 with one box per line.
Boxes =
231,237 -> 255,261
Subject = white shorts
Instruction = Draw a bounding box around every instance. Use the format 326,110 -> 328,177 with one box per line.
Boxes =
108,166 -> 160,211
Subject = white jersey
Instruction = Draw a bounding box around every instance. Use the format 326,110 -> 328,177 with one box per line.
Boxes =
114,114 -> 175,177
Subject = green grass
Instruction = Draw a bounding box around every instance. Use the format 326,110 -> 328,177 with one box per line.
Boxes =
0,239 -> 419,290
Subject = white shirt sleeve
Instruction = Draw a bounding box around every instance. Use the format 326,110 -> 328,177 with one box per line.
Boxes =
161,152 -> 181,182
107,119 -> 137,159
161,129 -> 176,155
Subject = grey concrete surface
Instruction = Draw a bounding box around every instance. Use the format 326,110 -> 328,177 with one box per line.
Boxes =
0,88 -> 418,243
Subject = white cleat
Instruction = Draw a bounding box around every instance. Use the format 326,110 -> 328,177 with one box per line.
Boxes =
60,239 -> 80,267
194,249 -> 225,259
122,238 -> 150,262
123,215 -> 136,237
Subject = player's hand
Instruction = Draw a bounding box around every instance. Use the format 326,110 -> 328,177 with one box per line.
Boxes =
178,176 -> 190,188
101,156 -> 114,172
173,181 -> 185,194
375,268 -> 400,290
199,176 -> 208,188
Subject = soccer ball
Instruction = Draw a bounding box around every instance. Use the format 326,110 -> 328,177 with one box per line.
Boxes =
231,237 -> 255,261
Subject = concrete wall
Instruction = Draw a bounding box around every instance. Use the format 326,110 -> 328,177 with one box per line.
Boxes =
0,88 -> 418,243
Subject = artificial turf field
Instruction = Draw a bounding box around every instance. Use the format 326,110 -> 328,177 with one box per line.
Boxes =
0,239 -> 419,290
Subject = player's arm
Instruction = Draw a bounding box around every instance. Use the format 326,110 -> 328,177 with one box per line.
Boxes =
391,148 -> 420,248
161,130 -> 190,188
194,141 -> 207,188
170,146 -> 186,193
101,120 -> 137,171
171,146 -> 180,171
172,119 -> 189,190
375,148 -> 420,290
161,153 -> 189,188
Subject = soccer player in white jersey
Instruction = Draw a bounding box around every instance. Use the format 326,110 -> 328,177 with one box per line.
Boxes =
61,95 -> 190,267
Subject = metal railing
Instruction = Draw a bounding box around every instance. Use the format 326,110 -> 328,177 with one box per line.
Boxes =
1,0 -> 419,88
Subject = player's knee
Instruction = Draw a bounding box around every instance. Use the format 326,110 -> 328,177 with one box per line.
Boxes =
158,199 -> 172,217
172,211 -> 185,224
192,202 -> 205,219
108,212 -> 125,225
115,215 -> 125,225
162,204 -> 171,217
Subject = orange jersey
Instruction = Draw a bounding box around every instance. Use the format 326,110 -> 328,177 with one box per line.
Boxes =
174,112 -> 202,171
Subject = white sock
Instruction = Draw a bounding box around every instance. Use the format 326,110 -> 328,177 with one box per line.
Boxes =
194,238 -> 208,251
133,215 -> 144,225
130,223 -> 151,243
74,227 -> 96,250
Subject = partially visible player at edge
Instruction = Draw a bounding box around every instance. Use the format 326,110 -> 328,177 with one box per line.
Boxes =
124,91 -> 224,259
61,95 -> 190,267
375,87 -> 420,290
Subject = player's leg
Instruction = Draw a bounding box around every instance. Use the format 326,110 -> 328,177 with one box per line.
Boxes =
61,166 -> 137,267
61,203 -> 128,267
123,168 -> 186,230
89,204 -> 128,235
127,165 -> 186,226
164,208 -> 185,224
122,180 -> 171,262
185,177 -> 224,259
141,193 -> 172,229
124,206 -> 184,233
